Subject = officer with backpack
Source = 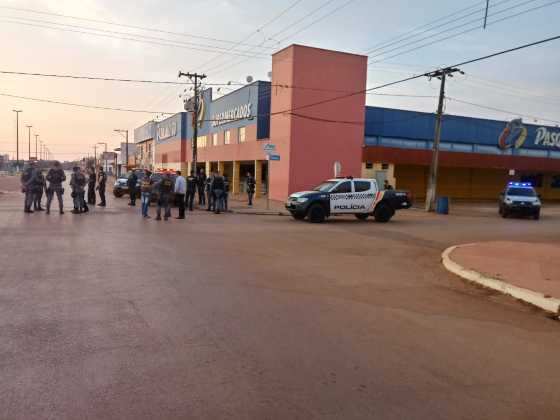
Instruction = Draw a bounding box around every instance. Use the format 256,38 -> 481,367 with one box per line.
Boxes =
46,161 -> 66,214
70,166 -> 87,214
32,169 -> 46,211
155,173 -> 173,221
21,161 -> 37,213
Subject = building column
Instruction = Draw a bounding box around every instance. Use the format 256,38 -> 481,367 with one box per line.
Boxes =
254,160 -> 262,198
205,161 -> 211,176
218,161 -> 225,175
187,161 -> 192,175
232,161 -> 240,194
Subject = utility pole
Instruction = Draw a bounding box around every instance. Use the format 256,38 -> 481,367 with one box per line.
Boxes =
93,145 -> 97,169
424,67 -> 463,212
483,0 -> 490,29
13,110 -> 22,172
178,71 -> 207,172
98,142 -> 108,172
26,125 -> 32,161
34,134 -> 39,160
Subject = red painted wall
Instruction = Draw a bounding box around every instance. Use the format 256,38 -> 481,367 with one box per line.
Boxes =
268,45 -> 368,200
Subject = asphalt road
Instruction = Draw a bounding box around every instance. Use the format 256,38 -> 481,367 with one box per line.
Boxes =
1,188 -> 559,420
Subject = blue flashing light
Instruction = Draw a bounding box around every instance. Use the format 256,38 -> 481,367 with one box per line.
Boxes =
508,182 -> 532,187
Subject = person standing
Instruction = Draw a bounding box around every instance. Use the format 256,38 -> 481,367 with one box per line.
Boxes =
245,172 -> 256,206
155,173 -> 173,221
140,170 -> 153,218
21,161 -> 37,213
205,172 -> 214,212
223,174 -> 230,212
70,166 -> 87,214
211,171 -> 225,214
186,170 -> 197,212
383,179 -> 394,190
127,170 -> 138,206
97,166 -> 107,207
197,169 -> 206,207
33,169 -> 46,211
174,170 -> 186,220
46,161 -> 66,214
87,166 -> 96,205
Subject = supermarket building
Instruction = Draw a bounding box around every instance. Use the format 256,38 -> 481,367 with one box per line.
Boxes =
134,44 -> 560,201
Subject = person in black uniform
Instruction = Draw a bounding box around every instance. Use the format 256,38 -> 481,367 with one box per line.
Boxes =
33,169 -> 46,211
211,172 -> 225,214
223,174 -> 230,212
87,166 -> 96,205
186,170 -> 197,212
197,169 -> 206,207
205,173 -> 214,212
21,162 -> 37,213
97,166 -> 107,207
127,170 -> 138,206
245,172 -> 256,206
46,161 -> 66,214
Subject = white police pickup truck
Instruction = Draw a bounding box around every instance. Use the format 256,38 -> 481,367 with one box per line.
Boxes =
285,177 -> 412,223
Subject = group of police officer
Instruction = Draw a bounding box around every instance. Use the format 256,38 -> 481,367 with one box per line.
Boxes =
20,161 -> 107,215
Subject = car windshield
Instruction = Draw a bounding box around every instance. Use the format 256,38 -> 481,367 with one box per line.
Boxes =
313,181 -> 338,192
507,187 -> 536,197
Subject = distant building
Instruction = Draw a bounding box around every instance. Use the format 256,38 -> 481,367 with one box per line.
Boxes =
134,121 -> 155,171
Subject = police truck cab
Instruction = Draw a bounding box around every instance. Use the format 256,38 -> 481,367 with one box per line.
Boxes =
285,177 -> 412,223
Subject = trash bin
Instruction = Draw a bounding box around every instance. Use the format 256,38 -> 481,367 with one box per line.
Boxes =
436,196 -> 449,215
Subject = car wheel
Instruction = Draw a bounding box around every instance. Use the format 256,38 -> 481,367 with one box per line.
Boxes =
355,213 -> 369,221
307,204 -> 326,223
113,189 -> 124,198
291,213 -> 306,221
533,211 -> 540,220
374,203 -> 393,223
501,210 -> 508,218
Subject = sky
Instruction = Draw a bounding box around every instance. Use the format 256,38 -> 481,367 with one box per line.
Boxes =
0,0 -> 559,160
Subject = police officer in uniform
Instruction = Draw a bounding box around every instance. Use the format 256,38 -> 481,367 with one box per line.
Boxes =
87,166 -> 96,205
127,170 -> 138,206
97,166 -> 107,207
186,170 -> 197,211
245,172 -> 256,206
21,161 -> 37,213
70,166 -> 87,214
223,174 -> 230,212
197,169 -> 207,207
155,173 -> 173,221
46,161 -> 66,214
33,169 -> 46,211
205,172 -> 214,212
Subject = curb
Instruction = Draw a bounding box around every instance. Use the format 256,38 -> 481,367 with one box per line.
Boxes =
442,245 -> 560,315
230,210 -> 289,216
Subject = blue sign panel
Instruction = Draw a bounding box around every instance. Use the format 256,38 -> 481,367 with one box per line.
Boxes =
156,112 -> 187,144
269,154 -> 280,161
365,106 -> 560,152
134,121 -> 156,143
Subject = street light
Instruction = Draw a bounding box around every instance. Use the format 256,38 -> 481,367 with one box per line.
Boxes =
34,134 -> 39,160
26,125 -> 32,161
97,142 -> 108,173
114,129 -> 129,172
13,110 -> 22,172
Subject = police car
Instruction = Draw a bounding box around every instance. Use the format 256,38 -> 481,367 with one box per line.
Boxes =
499,182 -> 541,220
285,177 -> 412,223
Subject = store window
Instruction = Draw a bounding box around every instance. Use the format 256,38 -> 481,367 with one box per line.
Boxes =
365,161 -> 373,169
239,127 -> 246,143
197,136 -> 207,148
212,132 -> 219,146
224,130 -> 231,145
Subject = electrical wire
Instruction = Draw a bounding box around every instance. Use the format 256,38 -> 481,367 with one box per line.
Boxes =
447,97 -> 560,124
0,5 -> 269,48
369,0 -> 560,64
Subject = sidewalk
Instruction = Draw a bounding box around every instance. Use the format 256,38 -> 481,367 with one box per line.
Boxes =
227,194 -> 289,216
443,241 -> 560,315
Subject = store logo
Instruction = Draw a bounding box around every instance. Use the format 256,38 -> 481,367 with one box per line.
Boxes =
498,118 -> 527,150
535,127 -> 560,148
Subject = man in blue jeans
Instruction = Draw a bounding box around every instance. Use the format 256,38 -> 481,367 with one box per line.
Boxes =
140,170 -> 153,218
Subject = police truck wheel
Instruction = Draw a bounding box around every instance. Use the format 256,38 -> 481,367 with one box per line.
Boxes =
373,203 -> 393,223
533,211 -> 540,220
307,204 -> 326,223
355,213 -> 369,221
501,210 -> 508,218
113,190 -> 124,198
291,213 -> 305,221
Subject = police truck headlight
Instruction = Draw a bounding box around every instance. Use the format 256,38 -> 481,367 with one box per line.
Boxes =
505,198 -> 513,204
533,200 -> 541,206
296,197 -> 309,203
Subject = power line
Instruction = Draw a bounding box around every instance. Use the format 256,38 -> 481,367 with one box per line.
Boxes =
368,0 -> 543,61
0,92 -> 175,114
197,0 -> 305,71
447,97 -> 560,124
0,5 -> 269,48
369,0 -> 560,64
0,18 -> 269,59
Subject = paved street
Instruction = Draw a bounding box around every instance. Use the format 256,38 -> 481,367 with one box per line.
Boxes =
1,187 -> 559,419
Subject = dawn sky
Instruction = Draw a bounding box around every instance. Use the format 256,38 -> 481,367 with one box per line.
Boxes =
1,0 -> 559,160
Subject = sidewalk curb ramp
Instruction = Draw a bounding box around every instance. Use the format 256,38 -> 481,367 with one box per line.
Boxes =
442,244 -> 560,316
